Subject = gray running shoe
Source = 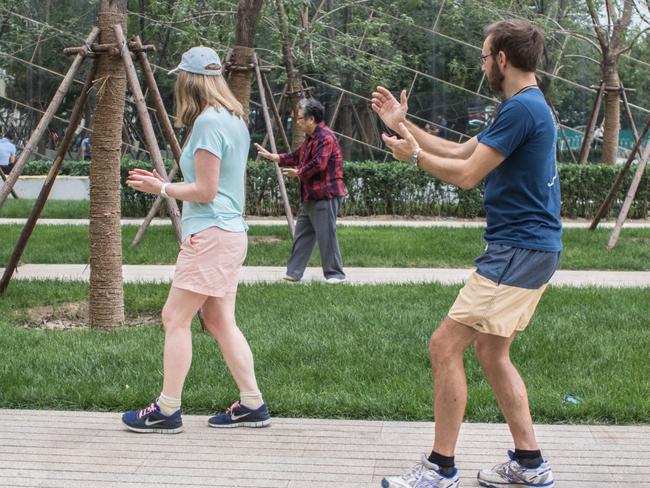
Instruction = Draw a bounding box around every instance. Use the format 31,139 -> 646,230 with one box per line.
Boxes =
477,450 -> 555,487
382,453 -> 461,488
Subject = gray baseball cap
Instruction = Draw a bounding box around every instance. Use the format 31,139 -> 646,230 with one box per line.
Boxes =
169,46 -> 223,76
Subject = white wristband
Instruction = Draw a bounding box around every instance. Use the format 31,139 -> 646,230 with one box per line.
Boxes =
160,183 -> 170,198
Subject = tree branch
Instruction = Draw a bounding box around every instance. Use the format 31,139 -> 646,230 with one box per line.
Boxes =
615,26 -> 650,55
586,0 -> 610,49
564,28 -> 603,51
611,0 -> 634,51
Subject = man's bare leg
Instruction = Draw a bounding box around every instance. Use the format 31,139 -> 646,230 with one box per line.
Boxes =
429,317 -> 478,456
474,331 -> 538,450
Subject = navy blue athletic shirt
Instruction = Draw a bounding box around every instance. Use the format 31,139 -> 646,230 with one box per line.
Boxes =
477,88 -> 562,252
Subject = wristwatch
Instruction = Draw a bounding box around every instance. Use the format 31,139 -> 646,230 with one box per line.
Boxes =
410,147 -> 422,166
160,183 -> 170,198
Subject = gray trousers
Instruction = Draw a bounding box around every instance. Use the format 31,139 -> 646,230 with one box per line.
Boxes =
286,197 -> 345,280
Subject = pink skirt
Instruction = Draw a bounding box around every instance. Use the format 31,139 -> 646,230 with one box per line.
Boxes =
172,226 -> 247,297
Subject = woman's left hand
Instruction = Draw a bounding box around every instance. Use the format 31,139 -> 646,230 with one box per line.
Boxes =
127,168 -> 166,195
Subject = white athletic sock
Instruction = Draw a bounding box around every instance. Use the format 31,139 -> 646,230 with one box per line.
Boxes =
157,393 -> 181,416
240,390 -> 264,410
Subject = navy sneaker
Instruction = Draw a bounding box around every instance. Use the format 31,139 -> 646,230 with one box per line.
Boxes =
122,402 -> 183,434
208,400 -> 271,428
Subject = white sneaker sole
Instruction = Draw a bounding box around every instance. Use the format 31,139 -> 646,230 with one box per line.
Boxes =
478,480 -> 555,488
122,422 -> 184,434
208,419 -> 272,428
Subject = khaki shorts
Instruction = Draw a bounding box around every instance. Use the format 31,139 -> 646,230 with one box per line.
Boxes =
173,226 -> 247,297
448,271 -> 547,337
448,244 -> 560,337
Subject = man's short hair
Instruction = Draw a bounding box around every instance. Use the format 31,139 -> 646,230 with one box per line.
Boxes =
484,19 -> 545,73
2,129 -> 15,140
298,98 -> 324,124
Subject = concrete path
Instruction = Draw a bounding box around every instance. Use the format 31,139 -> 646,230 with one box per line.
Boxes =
2,217 -> 650,228
0,409 -> 647,487
4,264 -> 650,287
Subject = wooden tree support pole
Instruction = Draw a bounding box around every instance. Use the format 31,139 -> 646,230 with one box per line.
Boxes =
0,61 -> 98,295
590,117 -> 650,230
0,168 -> 19,199
113,24 -> 182,244
254,83 -> 289,163
607,133 -> 650,250
261,72 -> 291,152
548,99 -> 577,164
351,104 -> 374,160
0,27 -> 100,209
577,82 -> 605,164
131,35 -> 183,247
253,53 -> 295,238
621,83 -> 639,142
329,92 -> 345,129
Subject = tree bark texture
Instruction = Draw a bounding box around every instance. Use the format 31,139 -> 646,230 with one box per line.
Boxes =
602,57 -> 621,164
275,0 -> 305,150
228,0 -> 264,123
586,0 -> 634,165
89,0 -> 127,328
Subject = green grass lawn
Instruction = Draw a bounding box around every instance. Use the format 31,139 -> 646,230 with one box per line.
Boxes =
0,280 -> 648,423
1,223 -> 650,270
0,199 -> 89,219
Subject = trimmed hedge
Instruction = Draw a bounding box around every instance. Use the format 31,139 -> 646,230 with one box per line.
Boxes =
20,159 -> 650,219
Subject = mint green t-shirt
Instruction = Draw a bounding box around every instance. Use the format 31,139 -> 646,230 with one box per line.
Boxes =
179,106 -> 249,241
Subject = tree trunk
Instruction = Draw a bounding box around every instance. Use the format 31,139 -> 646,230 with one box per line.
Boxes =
89,0 -> 127,328
602,56 -> 621,165
585,0 -> 633,165
275,0 -> 305,150
228,0 -> 264,123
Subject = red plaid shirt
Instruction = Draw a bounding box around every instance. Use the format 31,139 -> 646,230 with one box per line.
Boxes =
279,122 -> 346,202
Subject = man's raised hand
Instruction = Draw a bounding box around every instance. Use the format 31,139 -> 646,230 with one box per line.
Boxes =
371,87 -> 408,131
381,122 -> 419,163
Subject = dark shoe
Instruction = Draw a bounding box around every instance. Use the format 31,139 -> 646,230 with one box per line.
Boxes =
208,401 -> 271,428
121,402 -> 183,434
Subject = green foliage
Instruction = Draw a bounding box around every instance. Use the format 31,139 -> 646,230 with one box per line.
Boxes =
559,163 -> 650,219
20,158 -> 650,219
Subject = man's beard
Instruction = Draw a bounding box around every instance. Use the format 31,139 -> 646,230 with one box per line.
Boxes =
488,62 -> 504,92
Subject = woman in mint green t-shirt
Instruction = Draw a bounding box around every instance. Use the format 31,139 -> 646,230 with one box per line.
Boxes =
122,47 -> 270,433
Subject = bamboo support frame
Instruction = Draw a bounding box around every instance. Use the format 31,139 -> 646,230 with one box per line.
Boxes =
113,24 -> 182,244
621,83 -> 639,141
351,104 -> 374,160
0,61 -> 99,294
0,168 -> 19,199
577,82 -> 605,164
130,35 -> 183,246
254,83 -> 289,163
261,72 -> 291,153
0,27 -> 100,209
253,53 -> 295,238
589,85 -> 647,230
607,133 -> 650,249
548,99 -> 578,164
590,117 -> 650,230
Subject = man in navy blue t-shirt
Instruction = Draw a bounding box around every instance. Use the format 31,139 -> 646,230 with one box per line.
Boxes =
373,19 -> 559,488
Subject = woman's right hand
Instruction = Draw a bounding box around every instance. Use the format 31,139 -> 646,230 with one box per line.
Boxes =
128,168 -> 166,180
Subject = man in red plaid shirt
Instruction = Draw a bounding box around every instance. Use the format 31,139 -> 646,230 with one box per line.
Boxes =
256,98 -> 347,284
